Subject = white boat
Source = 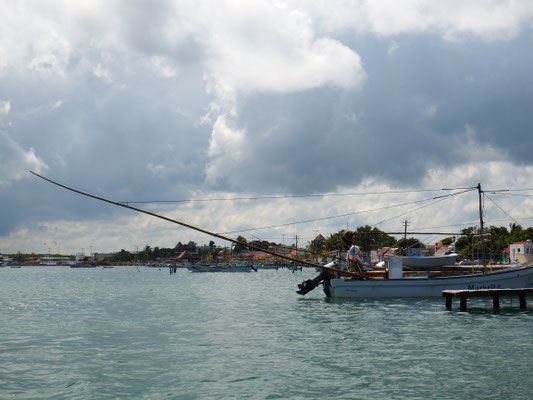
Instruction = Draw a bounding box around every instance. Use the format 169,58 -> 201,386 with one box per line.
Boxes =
298,257 -> 533,298
401,253 -> 458,269
187,263 -> 254,273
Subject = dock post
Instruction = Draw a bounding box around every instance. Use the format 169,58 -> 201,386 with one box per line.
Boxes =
493,295 -> 500,309
445,294 -> 452,309
520,294 -> 527,310
460,296 -> 467,310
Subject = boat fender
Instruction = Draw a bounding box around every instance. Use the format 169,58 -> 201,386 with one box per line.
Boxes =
296,270 -> 331,295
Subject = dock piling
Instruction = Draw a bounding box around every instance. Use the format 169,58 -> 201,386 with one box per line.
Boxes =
443,288 -> 533,310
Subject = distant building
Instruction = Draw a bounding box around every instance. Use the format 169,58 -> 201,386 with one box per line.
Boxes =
311,234 -> 326,247
174,241 -> 198,255
501,246 -> 510,263
93,253 -> 114,264
371,247 -> 399,263
509,240 -> 533,262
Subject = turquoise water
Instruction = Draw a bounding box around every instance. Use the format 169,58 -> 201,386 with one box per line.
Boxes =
1,266 -> 532,399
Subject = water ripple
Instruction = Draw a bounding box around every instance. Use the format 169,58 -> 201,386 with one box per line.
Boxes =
1,267 -> 532,399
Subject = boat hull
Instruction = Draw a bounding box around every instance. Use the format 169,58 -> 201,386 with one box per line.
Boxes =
326,265 -> 533,298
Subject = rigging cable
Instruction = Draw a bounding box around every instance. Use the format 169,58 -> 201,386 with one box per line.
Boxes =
370,188 -> 475,227
489,192 -> 533,198
29,171 -> 365,278
220,190 -> 472,235
121,187 -> 477,204
484,193 -> 521,226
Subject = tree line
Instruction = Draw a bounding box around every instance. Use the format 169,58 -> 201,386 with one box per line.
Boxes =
110,223 -> 533,263
8,223 -> 530,263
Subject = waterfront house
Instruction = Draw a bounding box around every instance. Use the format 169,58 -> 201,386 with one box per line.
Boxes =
509,240 -> 533,262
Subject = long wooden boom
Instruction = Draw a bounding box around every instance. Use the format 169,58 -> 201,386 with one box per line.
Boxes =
30,171 -> 365,278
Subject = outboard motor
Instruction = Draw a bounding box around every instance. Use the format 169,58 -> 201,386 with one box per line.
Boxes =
296,263 -> 334,295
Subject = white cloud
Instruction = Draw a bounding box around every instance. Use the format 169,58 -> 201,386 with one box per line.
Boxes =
0,100 -> 10,115
136,1 -> 360,119
1,0 -> 533,254
147,56 -> 179,78
93,63 -> 113,83
205,116 -> 245,186
306,0 -> 533,40
387,40 -> 399,55
0,131 -> 47,186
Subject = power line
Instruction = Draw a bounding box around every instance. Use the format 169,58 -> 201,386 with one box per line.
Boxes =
221,189 -> 474,235
490,192 -> 533,198
371,188 -> 475,227
121,187 -> 477,204
484,193 -> 521,225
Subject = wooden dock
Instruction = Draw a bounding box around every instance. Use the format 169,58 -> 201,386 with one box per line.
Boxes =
442,288 -> 533,310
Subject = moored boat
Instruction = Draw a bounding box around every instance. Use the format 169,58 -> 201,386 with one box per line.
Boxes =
187,263 -> 254,273
297,257 -> 533,298
255,264 -> 278,270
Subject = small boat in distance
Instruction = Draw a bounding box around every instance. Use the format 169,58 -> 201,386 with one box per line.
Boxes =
187,263 -> 255,273
255,264 -> 278,270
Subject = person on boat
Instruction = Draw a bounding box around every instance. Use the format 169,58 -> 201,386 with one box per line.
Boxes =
347,244 -> 364,272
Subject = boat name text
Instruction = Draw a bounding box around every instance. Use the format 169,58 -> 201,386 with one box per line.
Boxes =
468,284 -> 502,290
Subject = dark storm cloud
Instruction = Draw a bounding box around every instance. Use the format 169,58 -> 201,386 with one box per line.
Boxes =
212,33 -> 533,194
0,55 -> 212,235
2,1 -> 533,252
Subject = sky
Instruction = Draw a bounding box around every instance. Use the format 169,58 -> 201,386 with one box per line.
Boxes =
1,0 -> 533,255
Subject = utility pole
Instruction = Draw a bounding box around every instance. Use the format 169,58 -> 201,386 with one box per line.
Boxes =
477,183 -> 486,270
403,220 -> 409,255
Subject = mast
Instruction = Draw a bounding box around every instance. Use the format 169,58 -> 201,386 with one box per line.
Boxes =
29,170 -> 365,278
477,183 -> 486,270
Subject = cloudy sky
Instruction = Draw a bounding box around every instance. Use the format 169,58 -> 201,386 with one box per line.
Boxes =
2,0 -> 533,255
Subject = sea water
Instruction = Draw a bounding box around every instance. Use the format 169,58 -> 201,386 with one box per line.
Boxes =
1,266 -> 532,399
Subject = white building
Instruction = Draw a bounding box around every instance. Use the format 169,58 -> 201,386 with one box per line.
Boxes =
509,240 -> 533,262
